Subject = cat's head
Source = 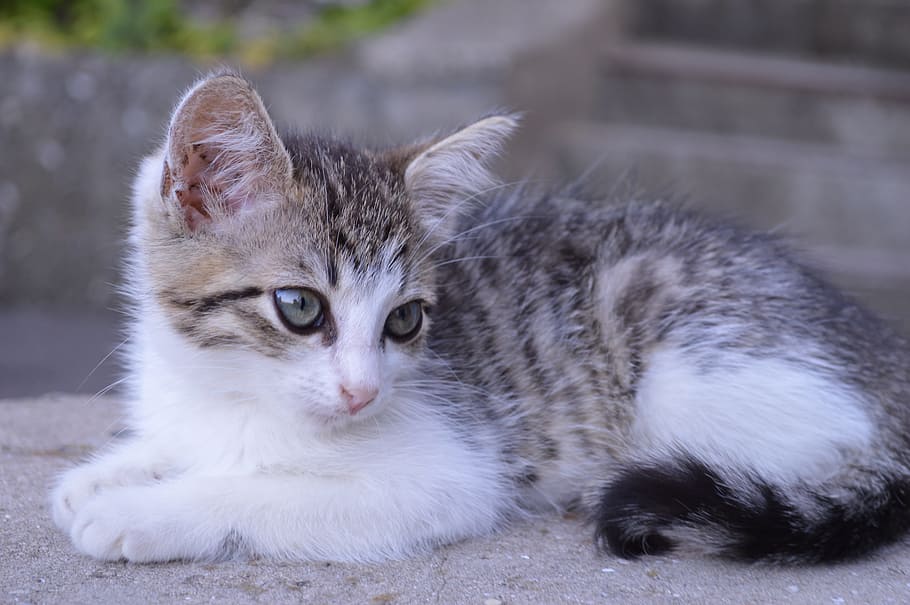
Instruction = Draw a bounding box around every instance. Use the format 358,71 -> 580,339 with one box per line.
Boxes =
129,71 -> 516,432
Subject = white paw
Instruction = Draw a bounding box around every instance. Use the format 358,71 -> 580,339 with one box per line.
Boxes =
51,461 -> 169,534
69,488 -> 176,562
69,486 -> 220,563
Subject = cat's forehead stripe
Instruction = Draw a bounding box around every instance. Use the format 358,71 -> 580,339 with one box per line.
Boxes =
284,134 -> 380,195
280,132 -> 418,279
326,255 -> 339,288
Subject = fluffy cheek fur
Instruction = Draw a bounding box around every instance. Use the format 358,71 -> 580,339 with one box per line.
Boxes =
141,338 -> 413,437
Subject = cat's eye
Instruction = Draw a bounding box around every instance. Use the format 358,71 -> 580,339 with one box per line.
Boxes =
385,301 -> 423,342
274,288 -> 325,332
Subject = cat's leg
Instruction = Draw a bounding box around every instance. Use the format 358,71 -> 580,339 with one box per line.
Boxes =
68,471 -> 506,562
51,439 -> 178,535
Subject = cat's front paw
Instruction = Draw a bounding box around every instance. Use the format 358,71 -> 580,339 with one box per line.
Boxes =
70,488 -> 172,562
70,486 -> 218,563
51,459 -> 171,534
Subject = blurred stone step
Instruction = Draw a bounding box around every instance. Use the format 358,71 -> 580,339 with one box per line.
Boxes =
623,0 -> 910,69
596,42 -> 910,159
555,121 -> 910,328
357,0 -> 609,81
557,121 -> 910,251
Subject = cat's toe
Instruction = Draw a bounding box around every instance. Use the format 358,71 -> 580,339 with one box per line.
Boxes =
50,470 -> 105,533
76,517 -> 162,562
71,502 -> 127,561
70,492 -> 160,562
50,486 -> 77,532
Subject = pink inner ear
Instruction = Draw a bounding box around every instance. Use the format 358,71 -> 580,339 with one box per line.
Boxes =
174,187 -> 208,230
168,142 -> 232,229
161,74 -> 294,230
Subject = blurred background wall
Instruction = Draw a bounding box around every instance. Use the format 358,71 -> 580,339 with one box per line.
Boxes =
1,0 -> 909,397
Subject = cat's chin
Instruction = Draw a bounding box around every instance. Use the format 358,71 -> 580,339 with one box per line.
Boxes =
299,400 -> 387,434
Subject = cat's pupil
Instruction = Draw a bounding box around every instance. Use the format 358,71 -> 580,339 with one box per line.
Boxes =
385,301 -> 423,342
274,288 -> 324,332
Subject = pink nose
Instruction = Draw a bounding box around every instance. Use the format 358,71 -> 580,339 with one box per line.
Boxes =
341,385 -> 378,415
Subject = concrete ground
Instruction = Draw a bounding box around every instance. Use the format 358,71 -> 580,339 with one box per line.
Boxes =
3,394 -> 910,605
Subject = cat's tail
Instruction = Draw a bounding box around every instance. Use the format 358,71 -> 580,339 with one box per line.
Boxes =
593,455 -> 910,563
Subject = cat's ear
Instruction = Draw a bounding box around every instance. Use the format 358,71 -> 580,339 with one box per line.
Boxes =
161,72 -> 293,230
388,114 -> 519,238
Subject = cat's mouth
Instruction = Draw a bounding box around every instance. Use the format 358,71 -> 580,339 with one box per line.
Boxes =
302,401 -> 382,430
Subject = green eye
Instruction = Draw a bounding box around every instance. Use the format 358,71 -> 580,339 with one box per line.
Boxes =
385,301 -> 423,342
274,288 -> 325,332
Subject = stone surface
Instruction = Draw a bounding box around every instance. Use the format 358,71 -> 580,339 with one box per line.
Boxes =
0,52 -> 199,309
357,0 -> 608,81
596,43 -> 910,157
3,395 -> 910,604
625,0 -> 910,69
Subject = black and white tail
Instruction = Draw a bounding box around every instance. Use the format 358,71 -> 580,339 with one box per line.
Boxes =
594,456 -> 910,563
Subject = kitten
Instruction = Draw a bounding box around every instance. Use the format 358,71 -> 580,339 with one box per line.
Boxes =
51,72 -> 910,564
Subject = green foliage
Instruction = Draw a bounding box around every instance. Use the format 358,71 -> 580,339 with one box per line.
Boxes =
0,0 -> 433,63
294,0 -> 432,55
241,0 -> 433,65
78,0 -> 184,52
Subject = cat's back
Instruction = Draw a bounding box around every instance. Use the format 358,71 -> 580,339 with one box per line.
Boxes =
431,191 -> 910,466
433,191 -> 790,349
440,190 -> 904,362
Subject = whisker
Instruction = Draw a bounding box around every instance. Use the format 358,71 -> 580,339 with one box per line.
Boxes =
77,337 -> 130,392
83,377 -> 130,406
429,254 -> 510,270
